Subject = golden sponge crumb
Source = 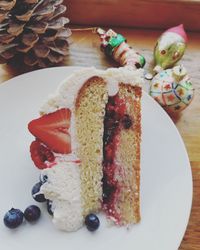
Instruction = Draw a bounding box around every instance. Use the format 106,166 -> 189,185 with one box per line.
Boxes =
75,76 -> 108,216
115,83 -> 141,224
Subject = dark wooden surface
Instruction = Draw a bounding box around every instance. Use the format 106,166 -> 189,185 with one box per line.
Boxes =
65,0 -> 200,31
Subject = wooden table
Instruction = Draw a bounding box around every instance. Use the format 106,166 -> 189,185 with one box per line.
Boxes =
0,27 -> 199,249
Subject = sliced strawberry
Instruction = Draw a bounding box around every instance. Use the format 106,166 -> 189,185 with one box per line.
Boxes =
28,108 -> 71,154
30,140 -> 55,169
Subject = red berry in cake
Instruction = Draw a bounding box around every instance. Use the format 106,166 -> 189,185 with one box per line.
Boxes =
30,140 -> 55,169
28,108 -> 72,154
104,145 -> 114,162
85,213 -> 100,231
113,96 -> 126,117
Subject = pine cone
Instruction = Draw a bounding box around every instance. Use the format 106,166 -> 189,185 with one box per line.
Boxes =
0,0 -> 71,68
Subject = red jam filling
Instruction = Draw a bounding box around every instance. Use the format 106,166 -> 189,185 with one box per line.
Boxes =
102,94 -> 133,222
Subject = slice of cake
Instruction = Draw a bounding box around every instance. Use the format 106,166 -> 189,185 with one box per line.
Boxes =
28,67 -> 142,231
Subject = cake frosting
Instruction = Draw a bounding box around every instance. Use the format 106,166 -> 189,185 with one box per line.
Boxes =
40,67 -> 143,114
41,162 -> 83,231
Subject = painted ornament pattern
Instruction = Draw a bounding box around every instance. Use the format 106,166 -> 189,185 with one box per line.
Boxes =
150,69 -> 194,112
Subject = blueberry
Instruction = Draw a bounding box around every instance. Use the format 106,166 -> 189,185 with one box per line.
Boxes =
106,110 -> 116,119
39,174 -> 48,184
85,213 -> 100,231
3,208 -> 24,229
103,128 -> 115,145
32,182 -> 46,202
122,114 -> 133,129
24,205 -> 41,222
47,200 -> 54,216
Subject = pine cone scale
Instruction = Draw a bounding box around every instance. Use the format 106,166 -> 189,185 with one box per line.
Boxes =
24,51 -> 38,66
17,44 -> 34,53
0,34 -> 15,44
0,43 -> 17,54
15,0 -> 44,21
0,1 -> 16,11
48,17 -> 69,29
25,0 -> 39,4
0,11 -> 8,23
33,5 -> 55,20
0,0 -> 71,68
57,28 -> 72,39
16,10 -> 33,22
46,40 -> 68,56
51,0 -> 64,7
22,32 -> 39,46
27,22 -> 48,34
48,51 -> 64,63
49,5 -> 66,20
1,49 -> 16,59
7,22 -> 25,36
34,44 -> 50,58
0,21 -> 9,29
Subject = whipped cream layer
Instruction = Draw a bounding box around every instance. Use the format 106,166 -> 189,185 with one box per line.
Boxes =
41,163 -> 83,231
40,67 -> 143,114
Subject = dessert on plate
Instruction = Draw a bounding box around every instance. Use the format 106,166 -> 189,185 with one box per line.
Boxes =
28,67 -> 143,232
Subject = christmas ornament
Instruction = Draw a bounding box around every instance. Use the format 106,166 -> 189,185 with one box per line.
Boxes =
153,24 -> 188,73
96,28 -> 145,69
0,0 -> 71,68
149,65 -> 194,112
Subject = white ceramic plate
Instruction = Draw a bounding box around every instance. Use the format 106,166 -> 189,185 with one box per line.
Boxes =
0,66 -> 192,250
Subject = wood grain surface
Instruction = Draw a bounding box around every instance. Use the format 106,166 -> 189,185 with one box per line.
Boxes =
64,0 -> 200,32
0,27 -> 200,249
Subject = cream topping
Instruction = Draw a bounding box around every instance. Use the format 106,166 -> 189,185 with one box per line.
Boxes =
40,67 -> 143,114
41,163 -> 83,232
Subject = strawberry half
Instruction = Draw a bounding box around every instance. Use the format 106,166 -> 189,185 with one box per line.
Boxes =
28,108 -> 71,154
30,140 -> 55,169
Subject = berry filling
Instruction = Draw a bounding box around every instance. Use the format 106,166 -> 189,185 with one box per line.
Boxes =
102,94 -> 133,222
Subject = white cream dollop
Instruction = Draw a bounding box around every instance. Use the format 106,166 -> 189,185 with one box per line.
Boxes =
40,67 -> 144,114
41,162 -> 83,232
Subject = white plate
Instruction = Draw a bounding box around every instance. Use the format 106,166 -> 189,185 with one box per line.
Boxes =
0,66 -> 192,250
